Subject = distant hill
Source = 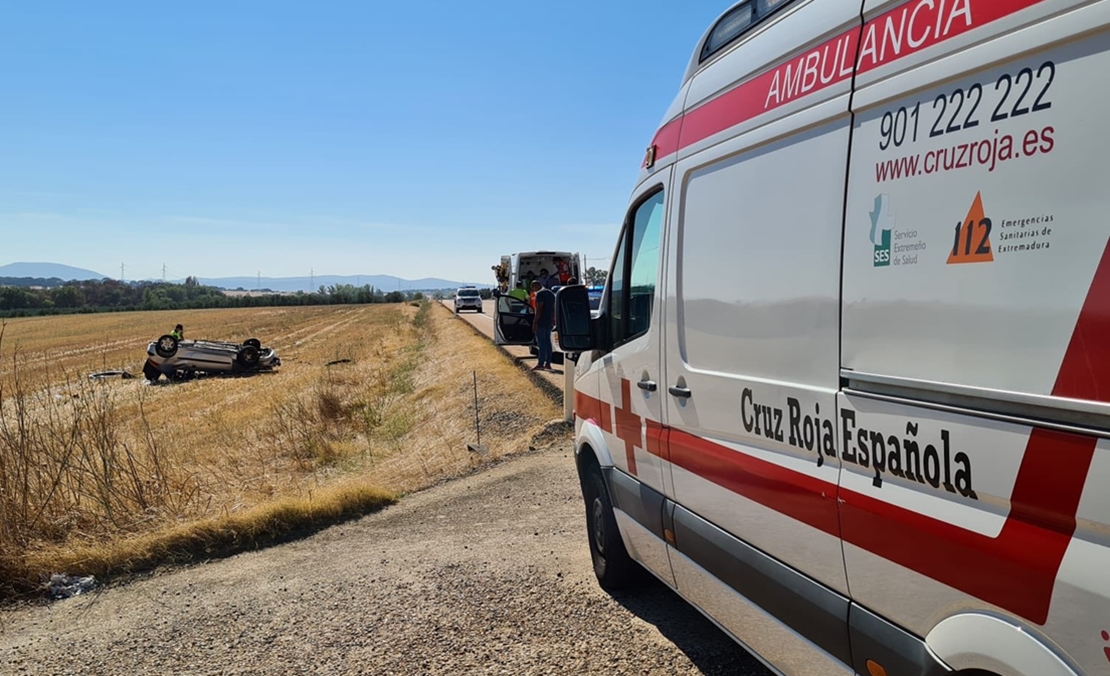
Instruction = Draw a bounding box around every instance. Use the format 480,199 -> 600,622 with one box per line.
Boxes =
0,263 -> 487,292
196,275 -> 489,293
0,262 -> 107,281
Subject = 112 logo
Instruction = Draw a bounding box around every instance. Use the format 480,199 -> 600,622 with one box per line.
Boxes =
948,191 -> 995,265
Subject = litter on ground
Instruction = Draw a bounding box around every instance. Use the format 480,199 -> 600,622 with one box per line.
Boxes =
45,574 -> 97,600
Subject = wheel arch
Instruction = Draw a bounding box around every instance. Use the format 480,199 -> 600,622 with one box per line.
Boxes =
926,613 -> 1081,676
575,418 -> 614,475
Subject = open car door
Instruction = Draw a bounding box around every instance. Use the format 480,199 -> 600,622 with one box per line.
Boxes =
493,293 -> 534,346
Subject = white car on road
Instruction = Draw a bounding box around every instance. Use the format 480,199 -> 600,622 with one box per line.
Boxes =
453,287 -> 483,313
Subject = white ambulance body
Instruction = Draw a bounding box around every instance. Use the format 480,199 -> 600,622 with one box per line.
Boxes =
557,1 -> 1110,674
493,250 -> 581,346
496,251 -> 582,294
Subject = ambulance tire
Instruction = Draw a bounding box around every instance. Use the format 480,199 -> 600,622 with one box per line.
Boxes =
583,462 -> 641,591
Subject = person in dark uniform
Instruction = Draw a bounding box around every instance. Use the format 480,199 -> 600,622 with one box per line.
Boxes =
531,281 -> 555,371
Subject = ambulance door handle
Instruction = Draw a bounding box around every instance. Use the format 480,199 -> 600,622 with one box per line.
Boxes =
638,380 -> 658,392
668,385 -> 692,399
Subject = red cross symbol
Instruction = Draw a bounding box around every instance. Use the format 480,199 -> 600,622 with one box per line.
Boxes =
613,379 -> 643,476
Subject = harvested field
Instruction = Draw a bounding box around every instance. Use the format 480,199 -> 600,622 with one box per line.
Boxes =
0,303 -> 560,597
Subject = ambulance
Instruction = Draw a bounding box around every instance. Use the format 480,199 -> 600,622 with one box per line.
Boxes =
492,250 -> 581,346
554,1 -> 1110,674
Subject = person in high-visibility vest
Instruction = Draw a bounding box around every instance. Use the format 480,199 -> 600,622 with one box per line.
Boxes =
170,324 -> 184,341
508,281 -> 529,303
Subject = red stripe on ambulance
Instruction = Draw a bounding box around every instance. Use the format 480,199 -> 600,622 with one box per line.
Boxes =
1052,241 -> 1110,402
668,429 -> 843,539
648,0 -> 1049,163
856,0 -> 1047,73
840,429 -> 1095,625
577,395 -> 1096,624
678,29 -> 858,151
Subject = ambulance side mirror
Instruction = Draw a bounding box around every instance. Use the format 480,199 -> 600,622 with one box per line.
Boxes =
555,285 -> 595,353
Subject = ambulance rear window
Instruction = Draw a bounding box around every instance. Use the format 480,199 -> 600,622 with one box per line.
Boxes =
700,0 -> 796,64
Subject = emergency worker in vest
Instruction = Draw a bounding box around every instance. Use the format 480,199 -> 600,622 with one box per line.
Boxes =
508,281 -> 529,303
170,324 -> 184,341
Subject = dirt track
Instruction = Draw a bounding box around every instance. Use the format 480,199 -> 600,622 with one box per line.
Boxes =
0,444 -> 768,675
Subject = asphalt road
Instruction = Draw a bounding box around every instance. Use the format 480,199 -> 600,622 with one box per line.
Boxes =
440,299 -> 567,392
0,446 -> 769,676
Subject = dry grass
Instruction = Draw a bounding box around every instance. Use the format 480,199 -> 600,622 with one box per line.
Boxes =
20,483 -> 397,579
0,302 -> 560,598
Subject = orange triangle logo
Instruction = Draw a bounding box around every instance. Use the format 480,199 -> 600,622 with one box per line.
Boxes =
947,192 -> 994,264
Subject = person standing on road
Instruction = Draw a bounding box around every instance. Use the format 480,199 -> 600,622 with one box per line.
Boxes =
531,281 -> 555,371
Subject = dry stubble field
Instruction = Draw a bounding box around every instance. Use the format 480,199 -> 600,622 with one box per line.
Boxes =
0,302 -> 560,597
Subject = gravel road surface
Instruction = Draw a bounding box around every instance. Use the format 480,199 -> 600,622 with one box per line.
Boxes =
1,444 -> 770,676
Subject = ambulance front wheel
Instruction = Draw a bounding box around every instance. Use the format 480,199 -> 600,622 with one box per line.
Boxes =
582,461 -> 641,591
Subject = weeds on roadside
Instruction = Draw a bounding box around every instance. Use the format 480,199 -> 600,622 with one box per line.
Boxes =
262,308 -> 430,471
0,324 -> 200,595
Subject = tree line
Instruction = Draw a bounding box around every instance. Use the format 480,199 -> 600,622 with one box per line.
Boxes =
0,278 -> 427,317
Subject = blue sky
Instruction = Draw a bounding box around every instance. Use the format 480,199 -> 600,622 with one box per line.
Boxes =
1,1 -> 727,284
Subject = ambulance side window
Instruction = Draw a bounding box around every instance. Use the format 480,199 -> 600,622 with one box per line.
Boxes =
700,0 -> 796,63
610,189 -> 665,347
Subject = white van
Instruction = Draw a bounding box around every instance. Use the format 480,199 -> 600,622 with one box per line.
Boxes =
555,1 -> 1110,675
492,250 -> 581,346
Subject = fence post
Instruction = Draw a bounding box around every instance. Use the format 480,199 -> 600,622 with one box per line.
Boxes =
467,370 -> 487,455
